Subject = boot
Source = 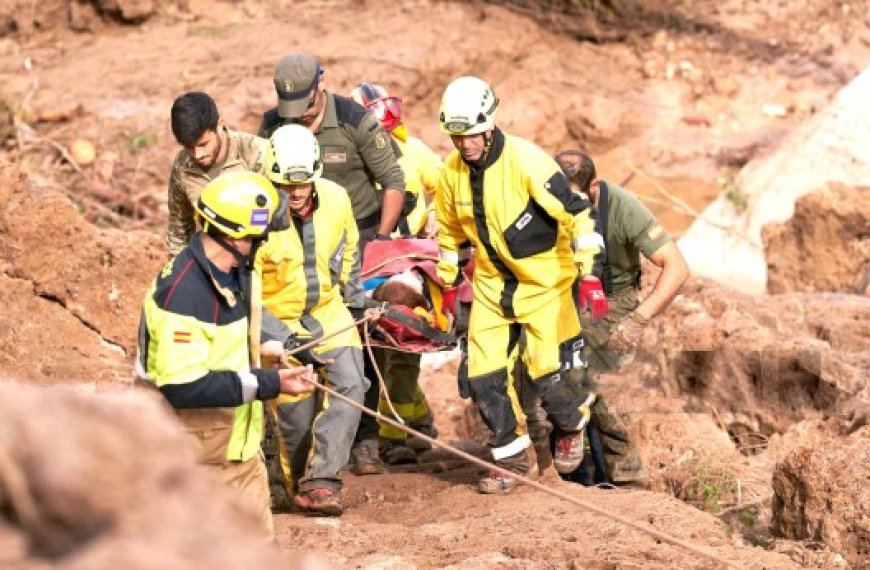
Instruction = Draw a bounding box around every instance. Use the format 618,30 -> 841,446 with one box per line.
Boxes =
348,438 -> 387,475
293,487 -> 344,517
380,439 -> 417,465
554,427 -> 586,474
478,444 -> 539,495
406,423 -> 438,451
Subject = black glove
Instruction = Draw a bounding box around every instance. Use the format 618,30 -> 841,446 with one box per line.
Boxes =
283,334 -> 325,367
374,232 -> 392,241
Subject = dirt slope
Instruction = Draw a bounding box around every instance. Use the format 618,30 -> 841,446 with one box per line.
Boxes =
1,0 -> 868,568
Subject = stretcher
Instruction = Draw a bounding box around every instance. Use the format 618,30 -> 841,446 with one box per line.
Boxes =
361,238 -> 471,353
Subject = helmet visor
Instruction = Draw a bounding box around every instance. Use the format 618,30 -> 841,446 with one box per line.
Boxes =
367,96 -> 403,131
282,169 -> 313,184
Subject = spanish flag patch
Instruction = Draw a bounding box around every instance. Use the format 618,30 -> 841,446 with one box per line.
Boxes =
173,330 -> 191,343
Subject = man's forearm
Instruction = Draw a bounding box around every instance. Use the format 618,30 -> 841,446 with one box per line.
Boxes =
636,257 -> 689,319
377,188 -> 405,235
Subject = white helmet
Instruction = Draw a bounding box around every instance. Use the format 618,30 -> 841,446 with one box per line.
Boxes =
438,76 -> 499,135
265,124 -> 323,185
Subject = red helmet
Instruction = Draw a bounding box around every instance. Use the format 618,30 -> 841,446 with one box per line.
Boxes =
349,82 -> 404,132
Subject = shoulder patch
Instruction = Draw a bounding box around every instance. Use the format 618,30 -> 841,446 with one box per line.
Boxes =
333,94 -> 367,128
374,132 -> 386,150
646,223 -> 665,240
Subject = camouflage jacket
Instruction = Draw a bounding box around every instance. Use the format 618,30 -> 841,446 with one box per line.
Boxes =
166,127 -> 267,254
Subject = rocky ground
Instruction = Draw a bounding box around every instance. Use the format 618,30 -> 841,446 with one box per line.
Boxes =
0,0 -> 868,568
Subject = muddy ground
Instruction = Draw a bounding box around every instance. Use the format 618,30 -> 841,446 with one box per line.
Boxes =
0,0 -> 868,568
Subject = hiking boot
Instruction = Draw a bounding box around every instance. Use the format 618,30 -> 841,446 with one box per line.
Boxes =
478,445 -> 539,495
348,439 -> 387,475
380,440 -> 417,465
406,424 -> 438,451
554,428 -> 586,474
293,487 -> 344,517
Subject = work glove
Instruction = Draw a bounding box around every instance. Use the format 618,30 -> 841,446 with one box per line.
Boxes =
283,334 -> 327,368
607,310 -> 650,353
578,276 -> 609,322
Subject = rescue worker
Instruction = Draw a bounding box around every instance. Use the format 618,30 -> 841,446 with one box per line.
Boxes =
136,171 -> 315,539
350,81 -> 443,463
259,53 -> 406,475
434,76 -> 606,494
255,125 -> 368,516
166,91 -> 268,255
551,150 -> 689,484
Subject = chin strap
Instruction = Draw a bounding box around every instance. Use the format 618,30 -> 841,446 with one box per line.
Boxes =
210,231 -> 265,270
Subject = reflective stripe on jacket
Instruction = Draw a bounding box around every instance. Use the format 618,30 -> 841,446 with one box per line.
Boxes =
138,233 -> 279,464
255,179 -> 358,328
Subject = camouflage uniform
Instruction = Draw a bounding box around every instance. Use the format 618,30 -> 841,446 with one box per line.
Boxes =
165,127 -> 267,255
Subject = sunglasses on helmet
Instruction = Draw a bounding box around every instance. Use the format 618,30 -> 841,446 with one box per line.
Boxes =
366,96 -> 403,131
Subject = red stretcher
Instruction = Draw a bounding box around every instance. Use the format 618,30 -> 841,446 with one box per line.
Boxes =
361,238 -> 471,353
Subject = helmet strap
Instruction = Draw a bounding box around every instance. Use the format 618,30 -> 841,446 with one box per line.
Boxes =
209,228 -> 253,270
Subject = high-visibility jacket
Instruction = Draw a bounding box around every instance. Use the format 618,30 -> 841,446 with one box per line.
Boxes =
394,135 -> 442,237
137,233 -> 282,464
255,178 -> 359,343
435,128 -> 602,319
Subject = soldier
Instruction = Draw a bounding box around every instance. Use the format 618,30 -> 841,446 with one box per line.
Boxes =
554,149 -> 689,485
259,54 -> 407,475
166,91 -> 267,254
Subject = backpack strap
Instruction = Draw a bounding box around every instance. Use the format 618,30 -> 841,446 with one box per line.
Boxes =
598,181 -> 614,296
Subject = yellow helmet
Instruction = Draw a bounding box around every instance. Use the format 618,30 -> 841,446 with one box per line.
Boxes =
194,171 -> 279,239
264,124 -> 323,185
438,76 -> 498,135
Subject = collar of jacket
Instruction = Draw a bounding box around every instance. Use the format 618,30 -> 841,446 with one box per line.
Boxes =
315,91 -> 339,133
180,125 -> 242,175
188,232 -> 243,308
464,127 -> 505,172
290,187 -> 321,221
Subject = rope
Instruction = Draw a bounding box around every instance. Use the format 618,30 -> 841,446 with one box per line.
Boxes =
283,312 -> 737,568
282,309 -> 405,426
301,376 -> 737,569
362,316 -> 405,426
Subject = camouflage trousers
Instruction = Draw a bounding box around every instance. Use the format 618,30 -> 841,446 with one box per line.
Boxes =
519,287 -> 644,483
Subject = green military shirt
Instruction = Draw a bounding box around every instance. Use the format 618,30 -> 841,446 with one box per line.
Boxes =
166,127 -> 267,254
599,181 -> 672,293
258,91 -> 405,228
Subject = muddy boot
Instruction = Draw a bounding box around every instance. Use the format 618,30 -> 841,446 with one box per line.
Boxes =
478,445 -> 539,495
406,423 -> 438,451
380,439 -> 417,465
554,427 -> 587,474
293,487 -> 344,517
348,438 -> 387,475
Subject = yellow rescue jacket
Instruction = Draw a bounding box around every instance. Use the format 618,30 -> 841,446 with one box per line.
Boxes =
393,135 -> 442,237
137,233 -> 279,464
435,128 -> 601,319
255,179 -> 358,336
